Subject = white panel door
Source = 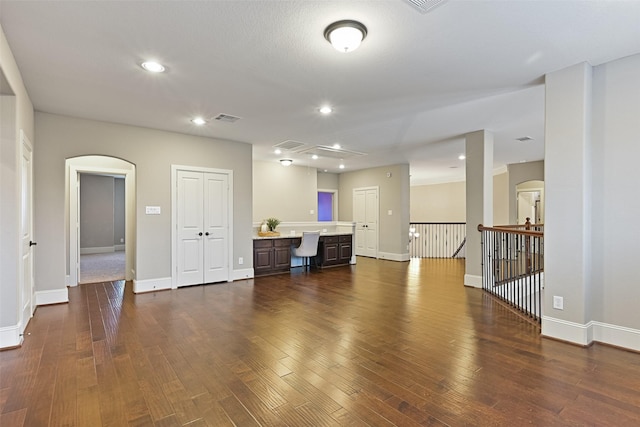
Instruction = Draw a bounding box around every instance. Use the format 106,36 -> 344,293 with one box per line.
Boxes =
20,132 -> 35,327
354,187 -> 378,258
203,173 -> 228,283
177,171 -> 205,286
177,170 -> 229,286
364,189 -> 378,256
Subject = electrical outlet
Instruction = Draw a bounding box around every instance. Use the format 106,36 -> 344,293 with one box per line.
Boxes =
553,296 -> 564,310
238,257 -> 243,265
120,238 -> 124,243
310,209 -> 315,215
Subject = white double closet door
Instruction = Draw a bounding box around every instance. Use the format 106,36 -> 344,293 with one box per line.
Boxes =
177,170 -> 229,286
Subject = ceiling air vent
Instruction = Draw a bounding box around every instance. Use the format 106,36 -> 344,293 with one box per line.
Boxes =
402,0 -> 448,14
274,140 -> 306,151
297,145 -> 367,159
515,136 -> 535,142
214,113 -> 241,123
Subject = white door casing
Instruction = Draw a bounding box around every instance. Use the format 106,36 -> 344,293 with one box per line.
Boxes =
172,166 -> 232,288
67,157 -> 136,287
353,187 -> 379,258
19,130 -> 35,329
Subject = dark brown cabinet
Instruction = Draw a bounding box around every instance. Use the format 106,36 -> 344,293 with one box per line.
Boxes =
253,234 -> 352,276
317,234 -> 352,268
253,237 -> 299,276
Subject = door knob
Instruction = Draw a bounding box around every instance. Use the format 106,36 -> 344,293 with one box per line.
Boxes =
198,232 -> 203,236
205,232 -> 210,236
29,241 -> 37,247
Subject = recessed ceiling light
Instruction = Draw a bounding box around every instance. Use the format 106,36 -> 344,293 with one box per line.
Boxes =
274,149 -> 282,154
324,169 -> 328,172
319,106 -> 333,114
312,154 -> 319,160
332,143 -> 341,149
141,61 -> 165,73
280,159 -> 293,166
458,154 -> 466,160
339,164 -> 345,169
520,160 -> 527,163
191,117 -> 206,125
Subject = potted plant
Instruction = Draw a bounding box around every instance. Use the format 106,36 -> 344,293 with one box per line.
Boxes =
266,217 -> 280,232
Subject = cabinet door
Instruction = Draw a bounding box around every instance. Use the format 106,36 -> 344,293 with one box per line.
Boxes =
274,245 -> 292,269
339,236 -> 352,264
322,236 -> 338,265
254,241 -> 274,274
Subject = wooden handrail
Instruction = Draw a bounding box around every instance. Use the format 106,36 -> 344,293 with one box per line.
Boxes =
478,218 -> 543,237
477,224 -> 543,237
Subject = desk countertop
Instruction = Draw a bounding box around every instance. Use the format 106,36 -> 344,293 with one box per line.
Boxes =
252,231 -> 352,240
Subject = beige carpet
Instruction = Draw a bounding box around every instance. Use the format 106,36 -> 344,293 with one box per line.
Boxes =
80,251 -> 125,284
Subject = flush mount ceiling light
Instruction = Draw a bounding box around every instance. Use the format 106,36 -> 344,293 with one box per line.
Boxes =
311,154 -> 319,160
141,61 -> 165,73
280,159 -> 293,166
319,106 -> 333,114
324,20 -> 367,53
458,154 -> 466,160
191,117 -> 206,125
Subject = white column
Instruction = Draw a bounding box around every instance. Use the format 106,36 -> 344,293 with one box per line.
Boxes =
542,62 -> 593,345
464,130 -> 493,288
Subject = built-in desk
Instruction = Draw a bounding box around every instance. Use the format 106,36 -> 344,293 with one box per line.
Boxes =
253,233 -> 353,277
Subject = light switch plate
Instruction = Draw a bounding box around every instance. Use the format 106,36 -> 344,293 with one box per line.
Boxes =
145,206 -> 161,215
553,296 -> 564,310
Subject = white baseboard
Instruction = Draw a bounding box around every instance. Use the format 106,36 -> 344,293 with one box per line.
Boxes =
133,277 -> 172,293
592,321 -> 640,352
232,268 -> 254,281
542,316 -> 593,346
464,274 -> 482,288
36,288 -> 69,306
0,324 -> 23,349
81,246 -> 115,255
114,244 -> 125,251
377,251 -> 410,262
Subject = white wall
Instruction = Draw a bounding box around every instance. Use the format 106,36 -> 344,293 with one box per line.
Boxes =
339,164 -> 410,260
410,171 -> 509,225
590,53 -> 640,336
544,54 -> 640,351
253,161 -> 317,222
80,174 -> 116,251
507,160 -> 544,223
35,112 -> 253,290
0,23 -> 35,346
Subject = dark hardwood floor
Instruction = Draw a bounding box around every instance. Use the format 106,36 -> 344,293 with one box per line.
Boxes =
2,257 -> 640,426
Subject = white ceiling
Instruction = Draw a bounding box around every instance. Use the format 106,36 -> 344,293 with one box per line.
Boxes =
1,0 -> 640,185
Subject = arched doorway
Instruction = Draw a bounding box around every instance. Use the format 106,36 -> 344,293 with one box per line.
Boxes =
516,180 -> 544,224
66,156 -> 136,286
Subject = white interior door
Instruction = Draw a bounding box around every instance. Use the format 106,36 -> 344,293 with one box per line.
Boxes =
203,173 -> 228,283
354,187 -> 378,258
177,171 -> 205,286
20,131 -> 35,327
176,170 -> 229,286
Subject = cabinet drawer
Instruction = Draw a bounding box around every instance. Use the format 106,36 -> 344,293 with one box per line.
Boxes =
323,236 -> 339,244
339,235 -> 352,243
254,240 -> 273,249
275,238 -> 295,247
